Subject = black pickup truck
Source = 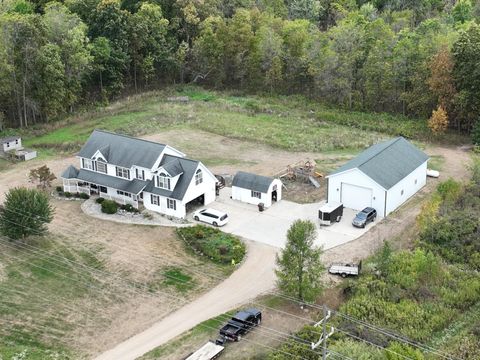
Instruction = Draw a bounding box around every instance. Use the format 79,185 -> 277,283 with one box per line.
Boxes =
219,309 -> 262,341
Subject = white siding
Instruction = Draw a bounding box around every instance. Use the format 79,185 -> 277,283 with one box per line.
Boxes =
182,163 -> 216,206
327,169 -> 386,217
232,178 -> 282,208
2,139 -> 22,152
144,194 -> 185,218
385,161 -> 427,216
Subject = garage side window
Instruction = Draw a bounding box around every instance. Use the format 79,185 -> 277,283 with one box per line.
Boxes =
195,169 -> 203,185
251,190 -> 261,199
167,198 -> 176,210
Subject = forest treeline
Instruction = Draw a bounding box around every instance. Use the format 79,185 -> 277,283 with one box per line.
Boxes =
1,0 -> 480,133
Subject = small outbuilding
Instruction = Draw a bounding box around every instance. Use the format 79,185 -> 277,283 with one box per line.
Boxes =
232,171 -> 282,208
326,137 -> 428,218
1,136 -> 22,153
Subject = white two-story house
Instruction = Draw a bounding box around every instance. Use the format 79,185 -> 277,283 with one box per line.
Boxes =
61,129 -> 217,218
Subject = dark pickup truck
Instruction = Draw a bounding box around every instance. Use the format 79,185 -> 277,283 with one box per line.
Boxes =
219,309 -> 262,341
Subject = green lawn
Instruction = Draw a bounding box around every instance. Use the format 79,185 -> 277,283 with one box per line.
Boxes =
5,86 -> 465,165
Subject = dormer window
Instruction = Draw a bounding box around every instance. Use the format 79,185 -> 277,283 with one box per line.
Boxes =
116,166 -> 130,179
195,169 -> 203,185
82,158 -> 95,171
97,160 -> 107,174
157,173 -> 171,189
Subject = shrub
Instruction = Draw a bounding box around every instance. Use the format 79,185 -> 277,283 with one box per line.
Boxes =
437,178 -> 462,202
176,225 -> 245,264
79,193 -> 90,200
55,186 -> 62,193
101,200 -> 118,214
96,197 -> 105,204
64,192 -> 72,198
120,204 -> 139,213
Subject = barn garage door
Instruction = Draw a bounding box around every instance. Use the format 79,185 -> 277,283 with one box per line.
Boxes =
341,183 -> 372,210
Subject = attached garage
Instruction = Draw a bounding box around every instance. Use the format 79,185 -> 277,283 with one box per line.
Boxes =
327,137 -> 429,217
232,171 -> 282,208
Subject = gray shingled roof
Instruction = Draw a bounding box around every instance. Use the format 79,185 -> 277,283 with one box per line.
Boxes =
232,171 -> 274,193
62,165 -> 79,179
143,155 -> 200,200
0,136 -> 20,144
70,169 -> 147,194
161,158 -> 184,177
78,130 -> 166,169
329,137 -> 429,190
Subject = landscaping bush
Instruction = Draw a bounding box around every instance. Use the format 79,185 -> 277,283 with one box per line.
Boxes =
176,225 -> 245,264
120,204 -> 139,213
64,192 -> 72,198
101,200 -> 118,214
56,186 -> 62,193
79,193 -> 90,200
96,197 -> 105,204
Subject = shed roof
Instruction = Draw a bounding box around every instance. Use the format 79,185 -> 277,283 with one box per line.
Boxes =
328,137 -> 429,189
0,136 -> 20,144
78,130 -> 166,169
232,171 -> 275,193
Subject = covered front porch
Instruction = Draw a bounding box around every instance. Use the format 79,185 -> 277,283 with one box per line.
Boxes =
63,178 -> 141,208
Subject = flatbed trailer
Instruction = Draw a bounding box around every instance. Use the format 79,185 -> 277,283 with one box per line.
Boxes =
184,341 -> 225,360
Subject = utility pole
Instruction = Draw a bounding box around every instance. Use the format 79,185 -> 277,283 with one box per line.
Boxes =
322,305 -> 327,360
311,304 -> 335,357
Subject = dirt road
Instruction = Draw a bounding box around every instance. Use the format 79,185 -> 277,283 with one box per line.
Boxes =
94,240 -> 277,360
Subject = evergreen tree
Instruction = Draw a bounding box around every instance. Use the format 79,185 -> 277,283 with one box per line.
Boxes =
0,187 -> 54,240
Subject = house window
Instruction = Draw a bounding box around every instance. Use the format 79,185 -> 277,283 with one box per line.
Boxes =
97,160 -> 107,174
82,158 -> 95,171
415,179 -> 418,184
251,190 -> 261,199
136,168 -> 145,180
15,139 -> 18,144
116,166 -> 130,179
117,190 -> 131,197
151,194 -> 159,205
157,173 -> 171,189
6,143 -> 9,148
195,169 -> 203,185
401,189 -> 404,196
167,198 -> 176,210
99,186 -> 107,193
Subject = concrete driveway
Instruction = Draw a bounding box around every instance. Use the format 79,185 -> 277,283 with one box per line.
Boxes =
189,188 -> 377,250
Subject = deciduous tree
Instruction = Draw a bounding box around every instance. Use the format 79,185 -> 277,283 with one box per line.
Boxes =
428,105 -> 449,134
275,219 -> 325,302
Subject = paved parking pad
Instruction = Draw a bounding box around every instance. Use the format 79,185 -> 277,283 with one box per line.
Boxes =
189,189 -> 377,250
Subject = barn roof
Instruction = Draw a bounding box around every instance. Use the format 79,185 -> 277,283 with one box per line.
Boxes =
232,171 -> 275,193
328,137 -> 429,190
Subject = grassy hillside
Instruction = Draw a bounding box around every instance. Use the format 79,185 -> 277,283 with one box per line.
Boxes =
6,87 -> 464,161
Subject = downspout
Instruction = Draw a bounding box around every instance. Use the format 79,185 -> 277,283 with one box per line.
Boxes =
384,190 -> 387,218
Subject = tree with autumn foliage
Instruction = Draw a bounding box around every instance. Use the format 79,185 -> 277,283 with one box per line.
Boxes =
428,106 -> 449,135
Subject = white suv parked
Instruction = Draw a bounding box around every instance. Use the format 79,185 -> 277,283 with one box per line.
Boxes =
193,208 -> 229,227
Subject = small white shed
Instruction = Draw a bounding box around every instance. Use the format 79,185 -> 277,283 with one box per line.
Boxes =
0,136 -> 22,153
232,171 -> 282,208
326,137 -> 429,218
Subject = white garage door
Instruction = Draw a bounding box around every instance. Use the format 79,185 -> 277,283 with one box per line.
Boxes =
341,183 -> 373,210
